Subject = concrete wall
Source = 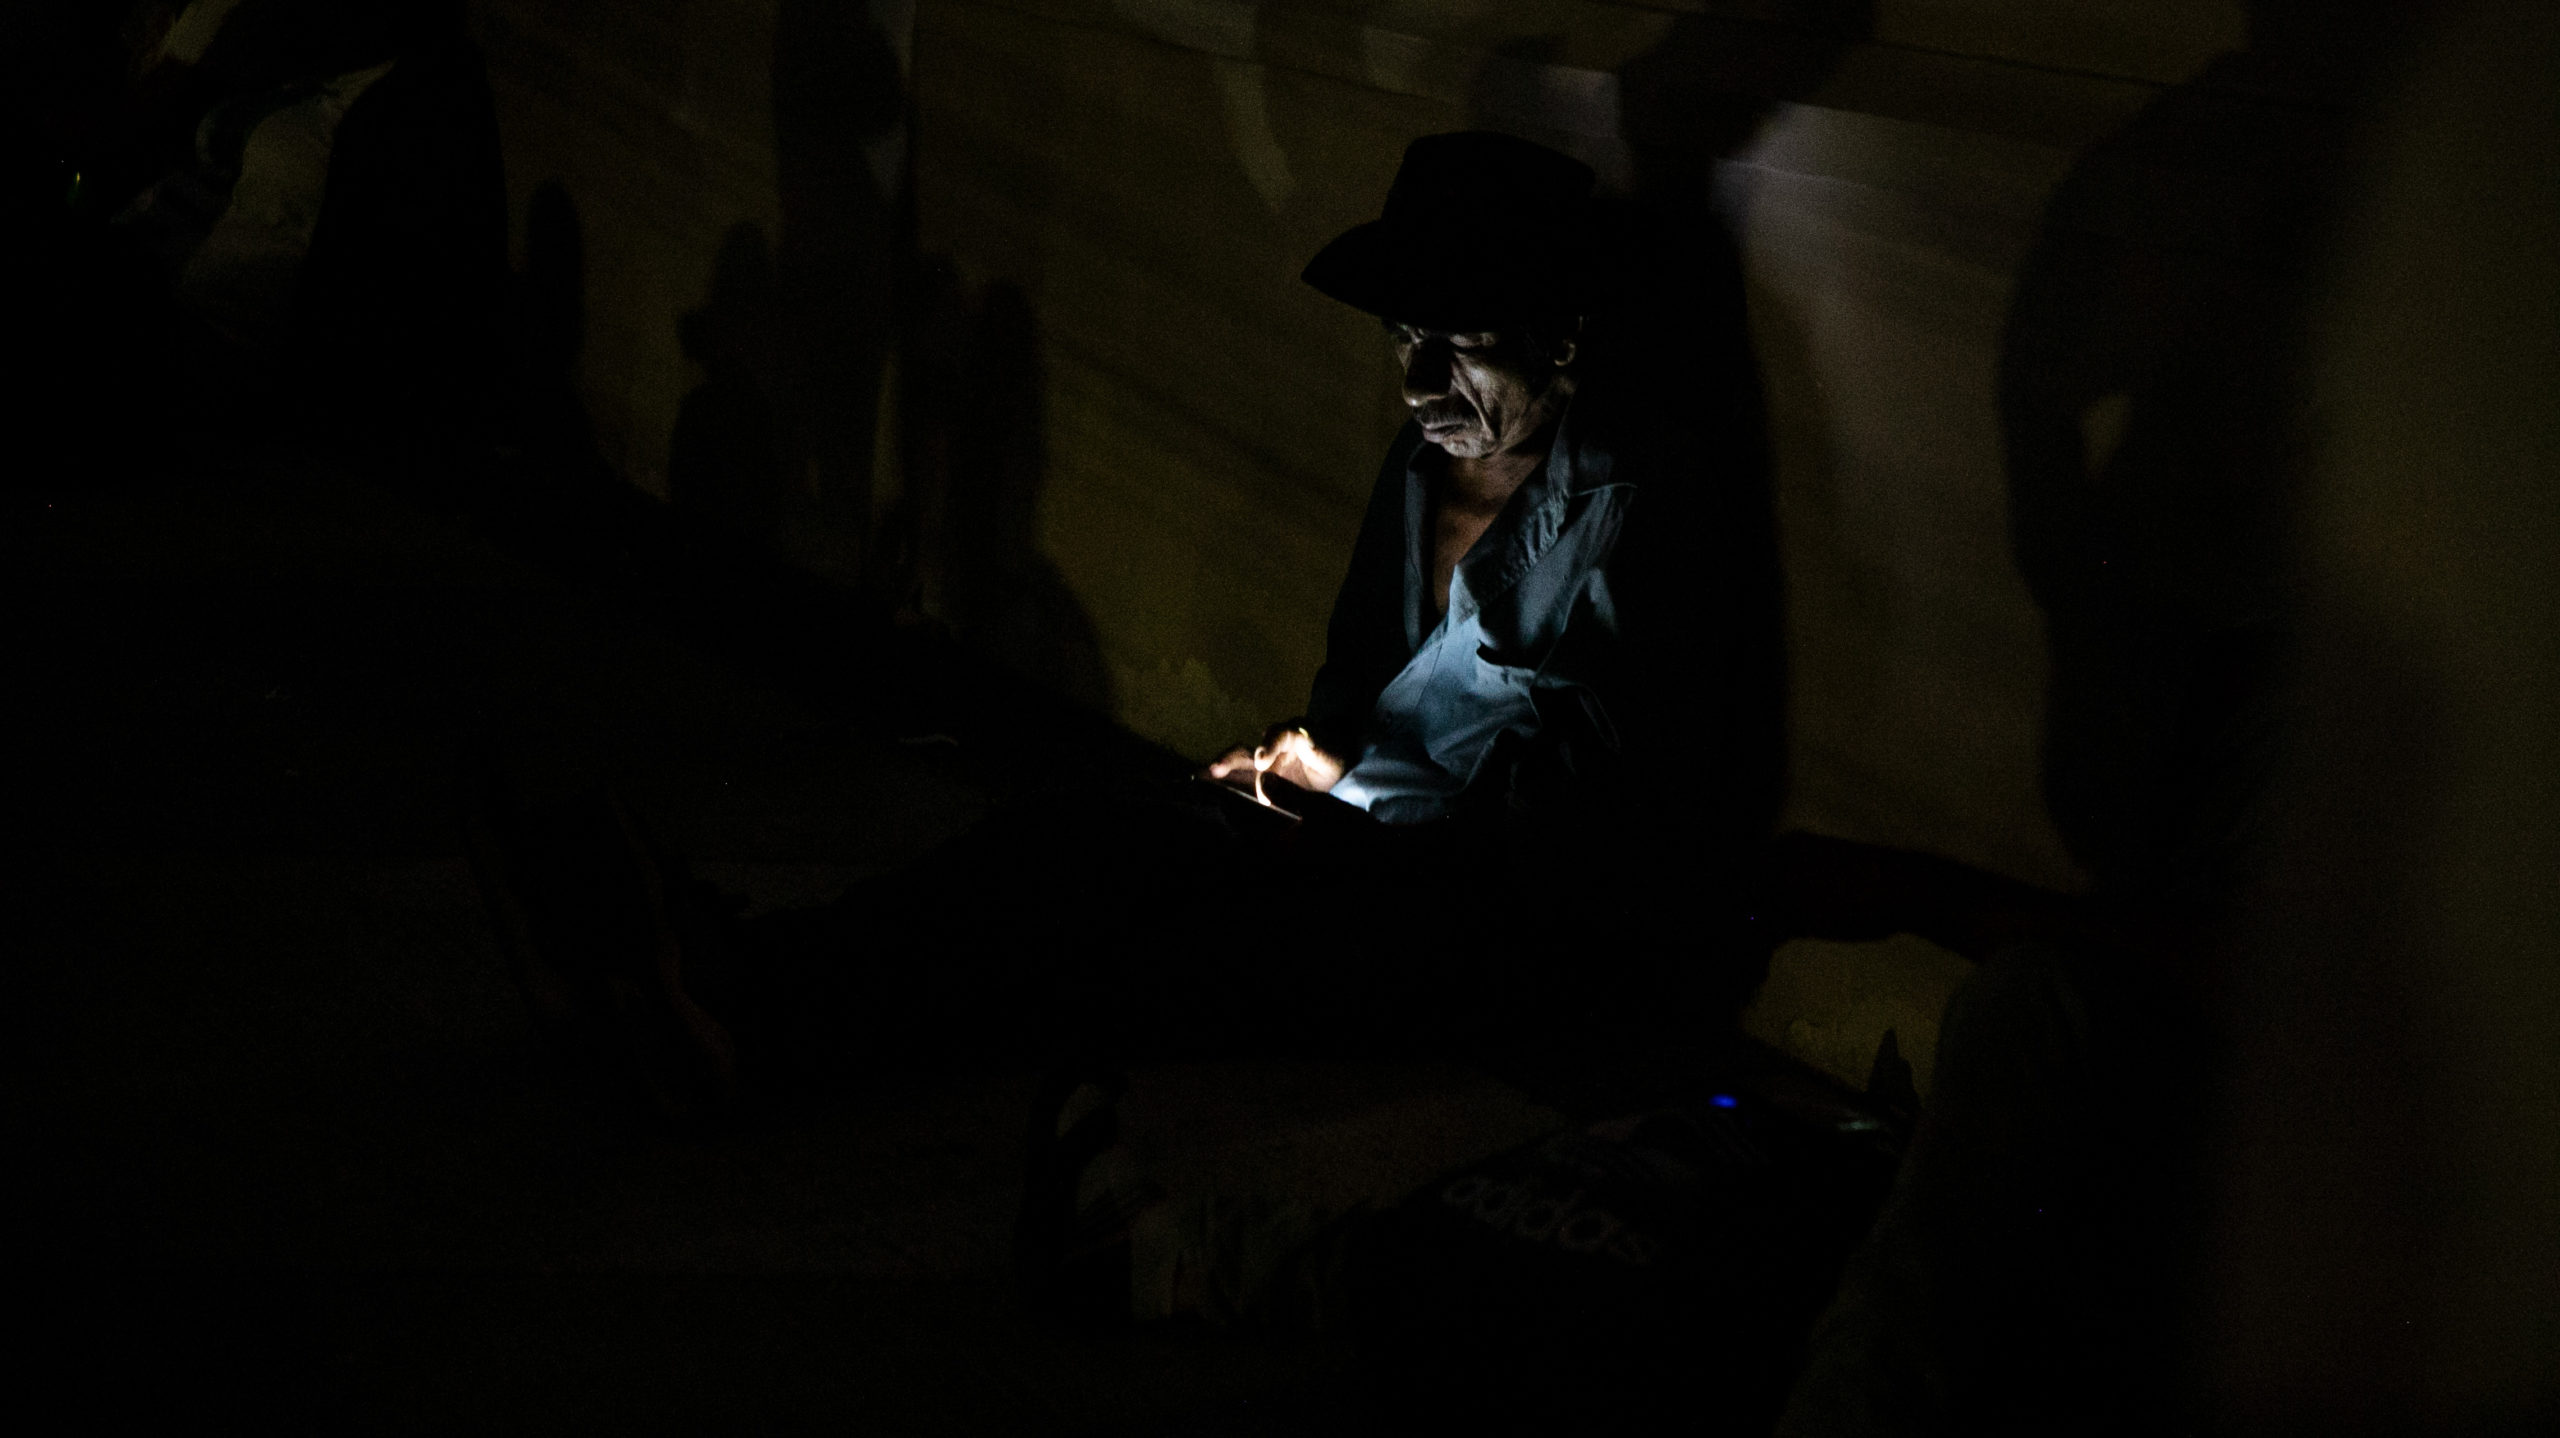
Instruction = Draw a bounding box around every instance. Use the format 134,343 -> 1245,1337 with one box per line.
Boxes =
470,0 -> 2299,895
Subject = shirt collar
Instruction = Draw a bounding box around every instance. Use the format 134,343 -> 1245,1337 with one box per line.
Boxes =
1401,392 -> 1627,636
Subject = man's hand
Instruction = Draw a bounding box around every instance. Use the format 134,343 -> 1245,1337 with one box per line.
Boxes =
1204,723 -> 1347,795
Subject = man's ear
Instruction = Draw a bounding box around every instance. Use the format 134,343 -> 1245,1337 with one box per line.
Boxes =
1554,316 -> 1585,368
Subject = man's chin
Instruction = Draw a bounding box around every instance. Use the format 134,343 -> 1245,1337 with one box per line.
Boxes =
1421,426 -> 1495,458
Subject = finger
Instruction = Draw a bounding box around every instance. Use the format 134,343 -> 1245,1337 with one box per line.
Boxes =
1263,729 -> 1296,759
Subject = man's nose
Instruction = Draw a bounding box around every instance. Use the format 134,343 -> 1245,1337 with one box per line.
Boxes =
1401,342 -> 1452,407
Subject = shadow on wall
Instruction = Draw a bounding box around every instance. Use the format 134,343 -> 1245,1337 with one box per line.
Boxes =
286,19 -> 509,446
1999,0 -> 2420,914
1467,1 -> 1879,855
507,178 -> 607,489
658,0 -> 903,573
488,176 -> 669,590
885,264 -> 1113,717
766,0 -> 906,580
452,0 -> 1105,720
660,0 -> 1102,714
1612,0 -> 1882,187
1614,1 -> 1871,855
669,222 -> 787,548
1750,7 -> 2440,1432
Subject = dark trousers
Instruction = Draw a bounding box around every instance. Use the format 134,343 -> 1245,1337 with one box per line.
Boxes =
716,778 -> 1655,1085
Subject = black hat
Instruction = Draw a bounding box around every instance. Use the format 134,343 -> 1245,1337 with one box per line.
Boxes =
1302,132 -> 1602,333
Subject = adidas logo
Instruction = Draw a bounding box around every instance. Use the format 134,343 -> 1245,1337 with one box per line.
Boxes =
1438,1174 -> 1663,1267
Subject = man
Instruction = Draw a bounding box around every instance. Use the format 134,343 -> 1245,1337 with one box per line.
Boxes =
1210,132 -> 1777,863
475,131 -> 1782,1119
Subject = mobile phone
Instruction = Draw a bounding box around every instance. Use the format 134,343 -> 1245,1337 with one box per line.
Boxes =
1192,775 -> 1302,832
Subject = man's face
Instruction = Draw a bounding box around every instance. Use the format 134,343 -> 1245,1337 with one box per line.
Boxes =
1389,322 -> 1571,460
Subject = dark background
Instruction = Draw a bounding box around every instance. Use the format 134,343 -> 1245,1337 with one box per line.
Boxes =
7,0 -> 2555,1431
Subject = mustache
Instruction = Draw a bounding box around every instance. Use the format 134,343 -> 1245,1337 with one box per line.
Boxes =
1415,403 -> 1477,429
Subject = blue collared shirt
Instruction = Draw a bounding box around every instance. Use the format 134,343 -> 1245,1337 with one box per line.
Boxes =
1306,382 -> 1775,835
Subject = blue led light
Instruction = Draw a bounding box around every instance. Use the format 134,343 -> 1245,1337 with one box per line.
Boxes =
1710,1094 -> 1739,1109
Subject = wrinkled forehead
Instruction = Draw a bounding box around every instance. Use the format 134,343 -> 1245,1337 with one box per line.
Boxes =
1382,319 -> 1515,346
